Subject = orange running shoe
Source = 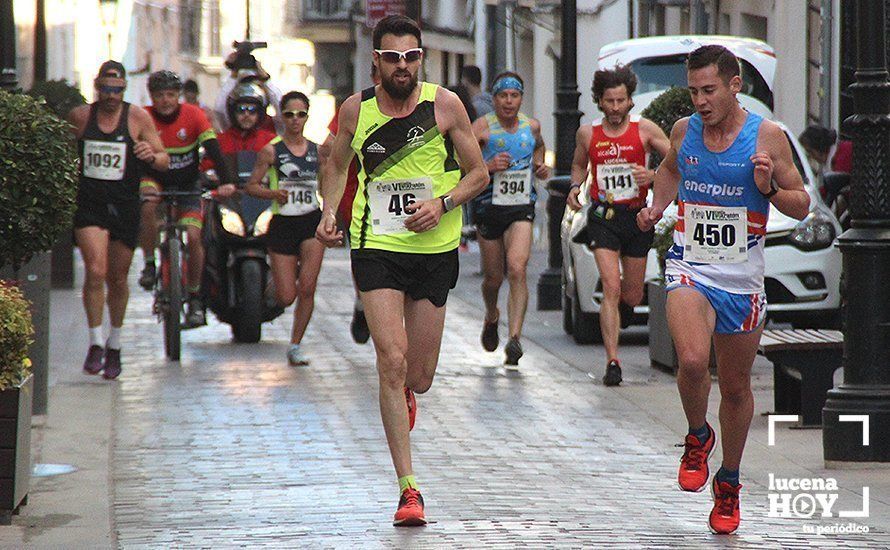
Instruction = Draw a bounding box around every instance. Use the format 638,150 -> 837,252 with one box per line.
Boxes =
393,487 -> 426,526
709,478 -> 742,534
405,387 -> 416,431
677,423 -> 715,492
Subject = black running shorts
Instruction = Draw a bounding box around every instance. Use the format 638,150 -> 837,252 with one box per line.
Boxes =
265,210 -> 322,256
351,248 -> 459,308
475,205 -> 535,241
585,203 -> 653,258
73,197 -> 141,249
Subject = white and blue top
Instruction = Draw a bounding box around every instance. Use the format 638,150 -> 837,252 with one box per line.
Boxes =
667,111 -> 770,294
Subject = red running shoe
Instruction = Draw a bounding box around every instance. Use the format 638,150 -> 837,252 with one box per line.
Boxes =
405,387 -> 416,431
677,423 -> 715,492
709,478 -> 742,534
393,487 -> 426,526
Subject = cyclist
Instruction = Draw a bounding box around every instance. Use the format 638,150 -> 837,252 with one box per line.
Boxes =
138,70 -> 236,327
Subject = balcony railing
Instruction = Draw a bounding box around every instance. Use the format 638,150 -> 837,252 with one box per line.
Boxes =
303,0 -> 351,20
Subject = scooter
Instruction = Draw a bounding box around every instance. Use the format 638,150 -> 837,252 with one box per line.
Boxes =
202,152 -> 283,343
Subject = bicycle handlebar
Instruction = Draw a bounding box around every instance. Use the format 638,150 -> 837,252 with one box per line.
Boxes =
141,189 -> 219,204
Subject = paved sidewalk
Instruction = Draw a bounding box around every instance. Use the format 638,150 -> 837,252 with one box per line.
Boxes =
1,247 -> 888,548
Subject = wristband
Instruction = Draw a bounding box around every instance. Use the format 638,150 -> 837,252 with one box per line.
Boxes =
570,183 -> 582,190
761,180 -> 779,198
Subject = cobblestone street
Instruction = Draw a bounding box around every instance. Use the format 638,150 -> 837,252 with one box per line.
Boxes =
98,248 -> 890,548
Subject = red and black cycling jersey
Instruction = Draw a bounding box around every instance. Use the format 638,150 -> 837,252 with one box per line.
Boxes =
143,103 -> 216,188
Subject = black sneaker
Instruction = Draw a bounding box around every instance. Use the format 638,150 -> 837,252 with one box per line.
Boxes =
185,296 -> 206,328
481,318 -> 499,352
602,360 -> 622,386
505,337 -> 523,366
138,263 -> 156,291
618,301 -> 634,329
102,348 -> 122,380
350,309 -> 370,344
82,345 -> 104,375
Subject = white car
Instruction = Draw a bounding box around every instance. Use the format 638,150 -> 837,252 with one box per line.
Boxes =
561,36 -> 842,344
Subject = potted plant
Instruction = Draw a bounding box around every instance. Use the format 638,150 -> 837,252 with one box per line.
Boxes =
0,282 -> 34,522
0,88 -> 79,418
26,80 -> 86,289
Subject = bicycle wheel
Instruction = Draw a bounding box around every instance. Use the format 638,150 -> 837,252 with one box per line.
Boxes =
163,235 -> 183,361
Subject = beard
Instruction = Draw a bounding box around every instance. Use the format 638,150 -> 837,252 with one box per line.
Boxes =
381,70 -> 418,100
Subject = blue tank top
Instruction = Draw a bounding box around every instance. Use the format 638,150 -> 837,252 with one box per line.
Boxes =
667,111 -> 770,294
475,112 -> 537,215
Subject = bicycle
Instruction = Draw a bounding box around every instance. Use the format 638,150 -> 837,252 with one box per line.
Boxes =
144,189 -> 211,361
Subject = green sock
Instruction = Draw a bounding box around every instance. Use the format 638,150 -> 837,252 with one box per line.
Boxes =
398,475 -> 418,492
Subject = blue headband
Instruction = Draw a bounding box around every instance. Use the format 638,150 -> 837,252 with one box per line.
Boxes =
491,76 -> 523,96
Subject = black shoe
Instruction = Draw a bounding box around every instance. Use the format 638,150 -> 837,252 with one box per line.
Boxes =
481,317 -> 499,352
618,301 -> 634,329
603,360 -> 622,386
350,309 -> 370,344
505,337 -> 523,366
185,297 -> 206,328
102,348 -> 122,380
138,263 -> 156,291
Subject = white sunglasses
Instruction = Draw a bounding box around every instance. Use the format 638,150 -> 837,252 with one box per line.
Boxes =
374,48 -> 424,64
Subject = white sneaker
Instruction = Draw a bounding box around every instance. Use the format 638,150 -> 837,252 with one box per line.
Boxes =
287,345 -> 309,367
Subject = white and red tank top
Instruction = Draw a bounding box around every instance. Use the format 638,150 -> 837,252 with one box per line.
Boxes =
587,114 -> 648,207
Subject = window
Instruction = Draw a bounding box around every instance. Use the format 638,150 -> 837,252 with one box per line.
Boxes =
179,0 -> 201,55
630,54 -> 774,111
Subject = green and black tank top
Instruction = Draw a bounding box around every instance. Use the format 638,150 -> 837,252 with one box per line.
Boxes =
349,82 -> 462,253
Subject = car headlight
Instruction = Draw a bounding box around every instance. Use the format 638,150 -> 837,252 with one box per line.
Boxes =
789,208 -> 836,251
219,206 -> 245,237
254,207 -> 273,237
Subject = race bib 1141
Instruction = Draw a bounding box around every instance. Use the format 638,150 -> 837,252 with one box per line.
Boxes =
368,177 -> 434,235
596,163 -> 638,202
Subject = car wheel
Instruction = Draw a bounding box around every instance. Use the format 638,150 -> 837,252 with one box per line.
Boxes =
572,288 -> 603,345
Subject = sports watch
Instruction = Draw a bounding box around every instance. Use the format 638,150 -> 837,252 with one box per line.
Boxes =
440,194 -> 456,212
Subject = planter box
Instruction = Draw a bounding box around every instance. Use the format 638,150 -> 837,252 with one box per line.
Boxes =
0,374 -> 32,523
647,281 -> 716,374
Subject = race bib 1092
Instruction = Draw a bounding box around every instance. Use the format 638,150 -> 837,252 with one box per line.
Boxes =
83,140 -> 127,181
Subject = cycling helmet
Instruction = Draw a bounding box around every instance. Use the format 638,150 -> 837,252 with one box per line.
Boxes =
148,70 -> 183,93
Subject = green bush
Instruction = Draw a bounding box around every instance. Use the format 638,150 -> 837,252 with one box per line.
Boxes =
641,87 -> 695,168
0,89 -> 79,270
27,79 -> 86,120
0,283 -> 33,390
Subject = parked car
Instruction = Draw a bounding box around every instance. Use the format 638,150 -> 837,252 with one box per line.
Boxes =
561,36 -> 842,344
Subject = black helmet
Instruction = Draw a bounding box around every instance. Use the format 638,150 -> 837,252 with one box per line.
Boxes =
148,70 -> 182,93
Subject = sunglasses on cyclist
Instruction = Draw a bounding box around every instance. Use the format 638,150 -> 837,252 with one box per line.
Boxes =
235,104 -> 259,114
282,110 -> 309,120
374,48 -> 423,64
99,85 -> 125,94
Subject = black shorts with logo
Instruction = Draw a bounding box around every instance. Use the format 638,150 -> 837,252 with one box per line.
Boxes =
584,203 -> 653,258
351,248 -> 459,308
474,204 -> 535,241
265,210 -> 322,256
73,197 -> 141,249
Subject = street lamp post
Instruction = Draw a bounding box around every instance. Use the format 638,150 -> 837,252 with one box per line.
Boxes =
0,1 -> 17,90
99,0 -> 119,59
822,0 -> 890,464
537,0 -> 582,310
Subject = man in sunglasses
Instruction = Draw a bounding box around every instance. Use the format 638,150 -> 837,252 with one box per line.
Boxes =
66,60 -> 169,380
212,82 -> 278,164
316,15 -> 488,527
137,70 -> 237,328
